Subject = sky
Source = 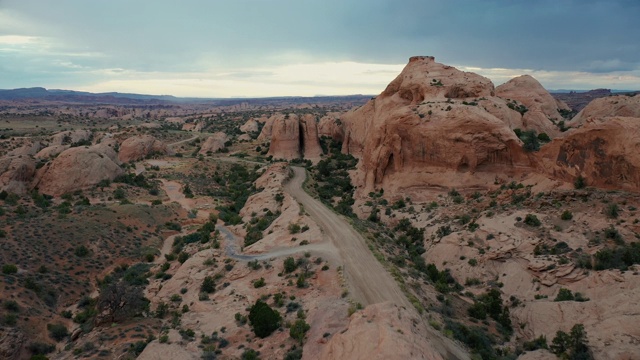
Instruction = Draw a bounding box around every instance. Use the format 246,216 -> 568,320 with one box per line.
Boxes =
0,0 -> 639,97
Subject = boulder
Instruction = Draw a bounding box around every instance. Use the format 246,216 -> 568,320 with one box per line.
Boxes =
0,155 -> 36,194
35,145 -> 70,159
34,145 -> 124,196
240,118 -> 260,133
118,135 -> 168,163
198,132 -> 228,155
50,129 -> 92,146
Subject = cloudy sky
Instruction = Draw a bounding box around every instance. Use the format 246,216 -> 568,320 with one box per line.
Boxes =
1,0 -> 638,97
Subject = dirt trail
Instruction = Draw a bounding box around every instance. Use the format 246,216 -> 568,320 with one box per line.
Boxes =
285,167 -> 409,307
286,166 -> 470,360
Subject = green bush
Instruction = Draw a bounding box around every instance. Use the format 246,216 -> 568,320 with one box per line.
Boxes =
2,264 -> 18,274
561,210 -> 573,220
248,300 -> 281,338
47,323 -> 69,341
605,203 -> 619,219
574,175 -> 586,189
201,276 -> 216,293
524,214 -> 541,227
283,257 -> 297,273
554,288 -> 574,302
289,319 -> 310,344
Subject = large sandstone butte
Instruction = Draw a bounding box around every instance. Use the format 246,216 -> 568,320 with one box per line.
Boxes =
266,113 -> 323,161
118,135 -> 168,163
34,144 -> 123,196
570,93 -> 640,127
341,56 -> 533,193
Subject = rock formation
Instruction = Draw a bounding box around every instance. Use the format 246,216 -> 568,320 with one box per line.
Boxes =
317,302 -> 444,360
240,118 -> 259,133
267,114 -> 301,159
118,135 -> 168,163
318,113 -> 344,142
299,114 -> 323,161
0,155 -> 36,194
538,117 -> 640,191
50,129 -> 92,146
34,144 -> 124,195
35,144 -> 70,159
198,132 -> 228,155
257,114 -> 278,141
570,94 -> 640,127
7,142 -> 44,157
341,56 -> 532,193
496,75 -> 569,137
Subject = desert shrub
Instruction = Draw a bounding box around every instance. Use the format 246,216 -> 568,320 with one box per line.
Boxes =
523,335 -> 548,351
283,257 -> 297,273
248,300 -> 281,338
605,203 -> 619,219
2,264 -> 18,274
574,175 -> 586,189
561,210 -> 573,220
201,276 -> 216,293
47,323 -> 69,341
524,214 -> 541,227
554,288 -> 575,302
289,319 -> 310,344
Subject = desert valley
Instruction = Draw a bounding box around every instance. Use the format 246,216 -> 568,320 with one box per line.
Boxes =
0,55 -> 639,360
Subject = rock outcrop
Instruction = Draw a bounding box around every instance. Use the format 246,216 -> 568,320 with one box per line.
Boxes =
35,145 -> 70,159
0,327 -> 26,360
570,94 -> 640,127
538,117 -> 640,191
0,156 -> 35,194
198,132 -> 228,155
496,75 -> 569,137
50,129 -> 92,146
267,115 -> 301,159
341,56 -> 532,193
240,118 -> 259,133
318,113 -> 344,142
34,144 -> 124,195
299,114 -> 323,161
257,114 -> 276,141
317,302 -> 445,360
7,142 -> 44,157
118,135 -> 168,163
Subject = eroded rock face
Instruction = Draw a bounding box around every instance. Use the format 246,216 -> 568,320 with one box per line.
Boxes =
496,75 -> 569,138
538,117 -> 640,191
299,114 -> 323,161
0,156 -> 36,194
316,302 -> 444,360
570,94 -> 640,127
257,114 -> 278,141
341,56 -> 532,193
118,135 -> 168,163
267,114 -> 301,160
198,132 -> 228,155
7,142 -> 44,157
34,145 -> 124,196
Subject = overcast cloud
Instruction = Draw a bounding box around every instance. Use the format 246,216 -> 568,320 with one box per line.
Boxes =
0,0 -> 638,97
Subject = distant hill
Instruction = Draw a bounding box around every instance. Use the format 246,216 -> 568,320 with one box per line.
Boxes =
0,87 -> 372,106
